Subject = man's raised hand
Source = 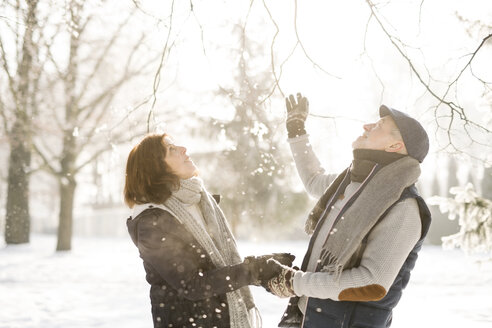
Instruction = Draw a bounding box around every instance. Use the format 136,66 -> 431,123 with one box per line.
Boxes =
286,93 -> 309,138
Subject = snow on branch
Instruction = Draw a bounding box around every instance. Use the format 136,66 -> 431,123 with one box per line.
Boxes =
428,183 -> 492,257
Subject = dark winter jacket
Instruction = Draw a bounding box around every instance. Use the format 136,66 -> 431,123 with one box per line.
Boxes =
126,207 -> 255,328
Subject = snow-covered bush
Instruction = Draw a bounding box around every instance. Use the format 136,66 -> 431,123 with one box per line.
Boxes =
428,183 -> 492,256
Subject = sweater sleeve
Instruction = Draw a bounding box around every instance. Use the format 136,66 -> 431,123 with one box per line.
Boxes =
288,134 -> 336,198
136,210 -> 254,301
292,197 -> 421,301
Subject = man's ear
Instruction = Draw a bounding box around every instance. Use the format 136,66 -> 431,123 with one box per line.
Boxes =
385,141 -> 405,153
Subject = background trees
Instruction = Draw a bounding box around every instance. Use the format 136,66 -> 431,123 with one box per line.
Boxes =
429,183 -> 492,257
32,1 -> 156,251
197,21 -> 310,236
0,0 -> 490,250
1,0 -> 161,250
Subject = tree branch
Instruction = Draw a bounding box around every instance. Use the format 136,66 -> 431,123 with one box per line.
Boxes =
0,93 -> 9,133
294,0 -> 340,79
365,0 -> 491,152
360,13 -> 385,104
0,35 -> 19,112
32,141 -> 59,175
147,0 -> 176,133
261,0 -> 284,99
190,0 -> 207,56
75,10 -> 136,108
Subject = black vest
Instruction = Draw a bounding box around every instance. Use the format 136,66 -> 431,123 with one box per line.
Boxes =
278,169 -> 432,328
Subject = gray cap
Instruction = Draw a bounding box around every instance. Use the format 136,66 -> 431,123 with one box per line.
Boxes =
379,105 -> 429,163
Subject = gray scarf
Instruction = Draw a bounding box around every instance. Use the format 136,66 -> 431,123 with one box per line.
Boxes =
164,177 -> 258,328
315,157 -> 421,277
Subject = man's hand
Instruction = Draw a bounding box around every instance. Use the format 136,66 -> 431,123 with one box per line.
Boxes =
244,253 -> 295,286
264,252 -> 296,267
261,259 -> 298,298
286,93 -> 309,138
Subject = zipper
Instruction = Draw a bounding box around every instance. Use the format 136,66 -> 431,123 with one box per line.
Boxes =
301,301 -> 307,328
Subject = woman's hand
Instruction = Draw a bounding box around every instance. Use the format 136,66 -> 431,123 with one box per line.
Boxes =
244,253 -> 295,286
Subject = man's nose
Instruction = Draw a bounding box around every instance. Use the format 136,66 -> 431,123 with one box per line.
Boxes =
363,123 -> 374,131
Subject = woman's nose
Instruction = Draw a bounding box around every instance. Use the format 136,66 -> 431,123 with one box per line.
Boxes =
179,146 -> 187,154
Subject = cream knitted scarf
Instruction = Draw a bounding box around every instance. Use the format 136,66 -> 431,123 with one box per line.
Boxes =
163,177 -> 257,328
313,157 -> 421,277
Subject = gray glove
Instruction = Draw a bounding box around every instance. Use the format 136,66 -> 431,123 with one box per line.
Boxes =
286,93 -> 309,138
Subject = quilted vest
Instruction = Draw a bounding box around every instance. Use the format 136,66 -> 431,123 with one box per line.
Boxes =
278,169 -> 432,328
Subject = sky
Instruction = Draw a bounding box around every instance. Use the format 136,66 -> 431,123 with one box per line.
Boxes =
90,0 -> 491,220
127,0 -> 492,168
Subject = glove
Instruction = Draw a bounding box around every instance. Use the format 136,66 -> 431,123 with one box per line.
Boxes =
264,252 -> 295,267
286,93 -> 309,138
244,253 -> 295,286
263,259 -> 298,298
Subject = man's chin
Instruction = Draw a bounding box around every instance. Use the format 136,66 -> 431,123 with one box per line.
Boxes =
352,141 -> 363,149
352,136 -> 367,149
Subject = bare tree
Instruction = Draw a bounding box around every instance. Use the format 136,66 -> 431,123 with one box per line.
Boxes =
0,0 -> 40,244
32,0 -> 156,250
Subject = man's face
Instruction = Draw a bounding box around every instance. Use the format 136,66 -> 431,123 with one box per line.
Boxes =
352,115 -> 403,151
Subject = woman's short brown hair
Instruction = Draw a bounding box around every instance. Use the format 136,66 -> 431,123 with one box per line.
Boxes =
124,133 -> 180,208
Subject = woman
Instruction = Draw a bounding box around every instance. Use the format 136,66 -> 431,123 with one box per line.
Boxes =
124,133 -> 293,328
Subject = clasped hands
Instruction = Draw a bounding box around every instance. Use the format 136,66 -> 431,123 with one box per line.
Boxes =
244,253 -> 298,298
240,93 -> 308,297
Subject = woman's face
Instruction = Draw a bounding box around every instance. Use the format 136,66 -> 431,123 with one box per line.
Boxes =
163,137 -> 198,179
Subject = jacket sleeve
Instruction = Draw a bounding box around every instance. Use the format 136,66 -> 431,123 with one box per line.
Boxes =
292,197 -> 422,301
136,210 -> 254,301
288,134 -> 336,198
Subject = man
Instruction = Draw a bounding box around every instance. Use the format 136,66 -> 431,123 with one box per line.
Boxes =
262,93 -> 432,328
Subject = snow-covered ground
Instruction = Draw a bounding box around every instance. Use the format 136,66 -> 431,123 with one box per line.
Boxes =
1,234 -> 491,328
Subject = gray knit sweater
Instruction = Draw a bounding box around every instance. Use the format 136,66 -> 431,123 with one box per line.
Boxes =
288,134 -> 421,313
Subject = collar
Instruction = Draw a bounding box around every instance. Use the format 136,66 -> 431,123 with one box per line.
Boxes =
350,149 -> 407,182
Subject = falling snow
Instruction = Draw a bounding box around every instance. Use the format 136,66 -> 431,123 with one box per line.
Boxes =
0,235 -> 491,327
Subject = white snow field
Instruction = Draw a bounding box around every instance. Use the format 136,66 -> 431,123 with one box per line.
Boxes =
1,234 -> 491,328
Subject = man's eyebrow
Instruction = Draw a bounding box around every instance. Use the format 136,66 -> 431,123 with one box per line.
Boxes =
380,116 -> 391,124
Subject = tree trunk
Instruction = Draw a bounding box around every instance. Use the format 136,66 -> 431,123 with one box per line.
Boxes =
5,123 -> 31,244
4,0 -> 39,244
56,176 -> 76,251
55,0 -> 80,251
56,126 -> 77,251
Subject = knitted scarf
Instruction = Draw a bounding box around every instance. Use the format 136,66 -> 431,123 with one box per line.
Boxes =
307,156 -> 421,278
163,177 -> 257,328
350,149 -> 407,182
